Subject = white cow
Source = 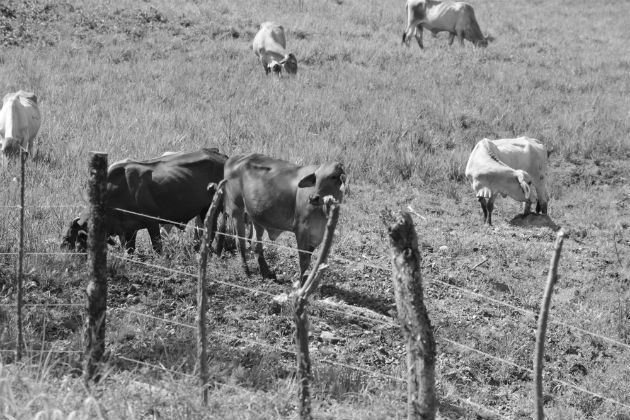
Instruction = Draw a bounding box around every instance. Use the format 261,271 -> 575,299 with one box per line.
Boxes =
252,22 -> 298,76
0,90 -> 41,167
490,137 -> 549,215
402,0 -> 487,49
465,139 -> 535,225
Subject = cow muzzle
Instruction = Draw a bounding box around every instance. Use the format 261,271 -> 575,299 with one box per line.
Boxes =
308,194 -> 321,205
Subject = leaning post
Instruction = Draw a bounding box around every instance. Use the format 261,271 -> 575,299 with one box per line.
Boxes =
388,211 -> 437,420
196,180 -> 226,405
534,230 -> 565,420
293,198 -> 340,420
84,152 -> 108,382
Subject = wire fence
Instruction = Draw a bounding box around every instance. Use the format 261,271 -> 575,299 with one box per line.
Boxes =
2,186 -> 630,418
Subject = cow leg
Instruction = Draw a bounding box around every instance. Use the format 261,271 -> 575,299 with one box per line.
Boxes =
231,212 -> 251,277
457,30 -> 465,46
122,231 -> 138,254
536,183 -> 549,214
414,25 -> 424,49
252,222 -> 275,280
214,212 -> 228,256
486,196 -> 496,226
522,200 -> 532,216
147,223 -> 163,254
448,32 -> 455,46
478,197 -> 488,224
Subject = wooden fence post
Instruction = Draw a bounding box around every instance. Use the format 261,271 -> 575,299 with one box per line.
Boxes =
16,150 -> 27,361
388,211 -> 436,420
197,180 -> 226,405
534,230 -> 565,420
293,198 -> 340,420
84,152 -> 108,382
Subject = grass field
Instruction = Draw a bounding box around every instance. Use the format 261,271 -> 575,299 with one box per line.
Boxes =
0,0 -> 629,418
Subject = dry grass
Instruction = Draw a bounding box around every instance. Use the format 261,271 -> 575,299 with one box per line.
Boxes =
0,0 -> 629,418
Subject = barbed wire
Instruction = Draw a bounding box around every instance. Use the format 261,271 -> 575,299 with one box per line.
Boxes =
116,355 -> 197,380
0,205 -> 85,209
443,336 -> 630,411
0,252 -> 87,256
0,303 -> 83,308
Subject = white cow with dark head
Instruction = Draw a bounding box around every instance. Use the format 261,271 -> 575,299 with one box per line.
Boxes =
252,22 -> 298,76
0,90 -> 41,167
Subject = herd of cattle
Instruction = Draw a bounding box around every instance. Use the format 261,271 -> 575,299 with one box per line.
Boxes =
0,1 -> 553,281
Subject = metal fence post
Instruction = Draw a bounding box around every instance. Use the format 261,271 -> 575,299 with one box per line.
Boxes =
84,152 -> 108,382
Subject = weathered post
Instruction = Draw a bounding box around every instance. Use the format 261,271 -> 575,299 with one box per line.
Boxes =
388,211 -> 436,420
197,180 -> 226,405
84,152 -> 108,382
293,198 -> 340,420
16,150 -> 27,360
534,230 -> 565,420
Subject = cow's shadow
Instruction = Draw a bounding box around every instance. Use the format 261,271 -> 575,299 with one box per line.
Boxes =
318,283 -> 395,317
509,213 -> 560,230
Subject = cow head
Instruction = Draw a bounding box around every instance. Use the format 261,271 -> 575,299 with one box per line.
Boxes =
61,216 -> 88,252
280,53 -> 298,75
297,162 -> 346,206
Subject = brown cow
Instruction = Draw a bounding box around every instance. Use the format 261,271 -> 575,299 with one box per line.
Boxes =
62,148 -> 227,253
219,153 -> 345,282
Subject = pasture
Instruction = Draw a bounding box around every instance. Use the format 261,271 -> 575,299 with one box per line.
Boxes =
0,0 -> 629,418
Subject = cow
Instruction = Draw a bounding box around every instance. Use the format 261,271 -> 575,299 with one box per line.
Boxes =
490,137 -> 549,215
0,90 -> 41,167
61,148 -> 227,254
219,153 -> 345,283
402,0 -> 487,49
252,22 -> 298,76
465,139 -> 536,225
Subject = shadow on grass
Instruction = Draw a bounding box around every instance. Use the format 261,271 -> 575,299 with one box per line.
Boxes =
319,284 -> 394,317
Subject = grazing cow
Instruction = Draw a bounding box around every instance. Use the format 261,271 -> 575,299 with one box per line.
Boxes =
220,153 -> 345,282
0,90 -> 41,167
402,0 -> 487,49
465,139 -> 535,225
61,148 -> 227,253
490,137 -> 549,214
252,22 -> 298,76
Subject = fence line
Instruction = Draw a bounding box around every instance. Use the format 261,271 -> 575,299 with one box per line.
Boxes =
0,349 -> 82,353
443,337 -> 630,410
0,303 -> 83,308
0,252 -> 87,256
0,205 -> 85,209
109,226 -> 630,355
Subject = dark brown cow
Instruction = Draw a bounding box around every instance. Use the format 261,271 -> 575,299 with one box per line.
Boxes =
62,148 -> 227,253
219,153 -> 345,282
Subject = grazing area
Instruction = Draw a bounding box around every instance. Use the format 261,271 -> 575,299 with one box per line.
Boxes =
0,0 -> 629,418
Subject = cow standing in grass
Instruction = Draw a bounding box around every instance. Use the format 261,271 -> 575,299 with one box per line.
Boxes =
219,153 -> 345,283
252,22 -> 298,76
0,90 -> 41,167
402,0 -> 488,49
61,148 -> 227,254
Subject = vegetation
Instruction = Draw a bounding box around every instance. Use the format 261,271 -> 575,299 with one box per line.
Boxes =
0,0 -> 629,418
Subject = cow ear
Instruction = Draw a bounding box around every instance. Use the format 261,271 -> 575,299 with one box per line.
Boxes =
298,173 -> 317,188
